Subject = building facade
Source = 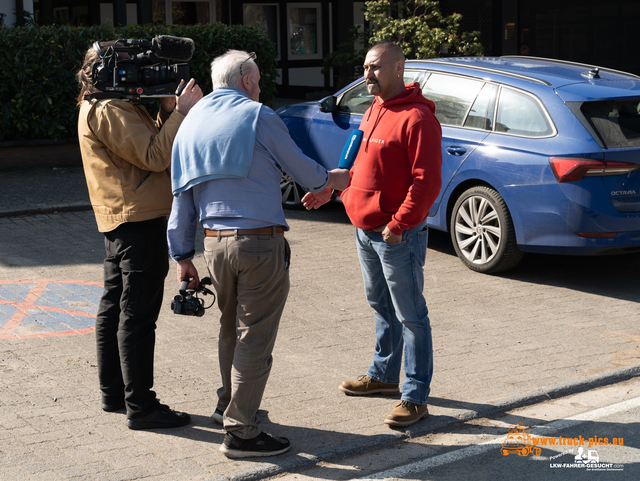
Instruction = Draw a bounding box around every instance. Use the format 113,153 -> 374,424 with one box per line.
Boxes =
2,0 -> 639,96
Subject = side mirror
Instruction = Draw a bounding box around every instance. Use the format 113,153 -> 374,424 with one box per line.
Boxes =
318,96 -> 336,113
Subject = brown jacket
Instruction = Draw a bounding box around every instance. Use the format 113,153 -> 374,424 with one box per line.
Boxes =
78,98 -> 185,232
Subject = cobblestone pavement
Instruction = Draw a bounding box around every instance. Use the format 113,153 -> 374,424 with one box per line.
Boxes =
1,166 -> 640,480
0,167 -> 90,217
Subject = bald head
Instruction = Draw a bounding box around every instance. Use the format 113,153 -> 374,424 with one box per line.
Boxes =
363,42 -> 407,102
368,42 -> 405,63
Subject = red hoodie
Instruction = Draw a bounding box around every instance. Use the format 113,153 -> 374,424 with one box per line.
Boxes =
340,83 -> 442,235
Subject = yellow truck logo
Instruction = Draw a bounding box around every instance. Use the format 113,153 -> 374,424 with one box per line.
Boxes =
501,425 -> 542,457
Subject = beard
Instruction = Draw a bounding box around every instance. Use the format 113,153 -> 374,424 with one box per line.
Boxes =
366,80 -> 381,95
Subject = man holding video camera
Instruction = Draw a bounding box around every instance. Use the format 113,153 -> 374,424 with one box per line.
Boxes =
76,39 -> 202,429
167,49 -> 350,458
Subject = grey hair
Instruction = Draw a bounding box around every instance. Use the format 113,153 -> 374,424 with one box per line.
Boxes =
210,49 -> 257,90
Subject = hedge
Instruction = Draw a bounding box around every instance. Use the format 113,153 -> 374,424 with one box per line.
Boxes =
0,23 -> 278,142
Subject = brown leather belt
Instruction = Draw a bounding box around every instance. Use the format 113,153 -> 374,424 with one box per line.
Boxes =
205,227 -> 285,237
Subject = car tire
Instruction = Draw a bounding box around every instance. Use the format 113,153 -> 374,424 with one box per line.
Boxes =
450,186 -> 524,274
280,170 -> 306,209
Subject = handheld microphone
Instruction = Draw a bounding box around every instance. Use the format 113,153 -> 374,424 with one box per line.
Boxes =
338,130 -> 364,169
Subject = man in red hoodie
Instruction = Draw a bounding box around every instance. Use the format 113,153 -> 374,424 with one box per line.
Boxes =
303,42 -> 442,427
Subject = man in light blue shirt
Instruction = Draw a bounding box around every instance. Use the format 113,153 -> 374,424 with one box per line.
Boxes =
167,49 -> 349,459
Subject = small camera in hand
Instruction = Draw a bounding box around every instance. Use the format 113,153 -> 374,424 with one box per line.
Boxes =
171,277 -> 215,317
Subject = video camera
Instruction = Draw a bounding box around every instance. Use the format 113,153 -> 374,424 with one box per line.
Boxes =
88,36 -> 195,103
171,277 -> 215,317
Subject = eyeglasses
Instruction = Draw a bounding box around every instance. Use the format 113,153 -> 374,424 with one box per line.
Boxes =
239,52 -> 257,77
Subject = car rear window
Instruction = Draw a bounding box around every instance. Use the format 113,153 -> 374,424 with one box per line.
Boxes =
580,100 -> 640,148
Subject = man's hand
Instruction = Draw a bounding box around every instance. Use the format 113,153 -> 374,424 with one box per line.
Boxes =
326,168 -> 351,192
175,79 -> 203,116
177,259 -> 200,289
302,187 -> 333,210
160,95 -> 176,114
373,224 -> 403,244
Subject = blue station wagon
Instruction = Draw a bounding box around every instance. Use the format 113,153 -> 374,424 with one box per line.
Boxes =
277,57 -> 640,273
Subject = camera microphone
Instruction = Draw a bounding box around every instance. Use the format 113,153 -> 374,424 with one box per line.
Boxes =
130,36 -> 195,66
152,35 -> 195,61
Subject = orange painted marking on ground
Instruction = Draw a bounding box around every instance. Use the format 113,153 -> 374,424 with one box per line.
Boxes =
0,283 -> 46,336
0,279 -> 103,339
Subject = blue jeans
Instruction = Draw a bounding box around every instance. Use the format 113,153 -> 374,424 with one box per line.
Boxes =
356,222 -> 433,405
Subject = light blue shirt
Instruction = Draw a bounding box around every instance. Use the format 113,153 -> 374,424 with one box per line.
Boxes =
167,106 -> 329,261
171,88 -> 261,195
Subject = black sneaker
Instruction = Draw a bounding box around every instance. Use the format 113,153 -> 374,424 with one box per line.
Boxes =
211,408 -> 224,424
101,402 -> 125,413
219,431 -> 291,458
126,404 -> 191,430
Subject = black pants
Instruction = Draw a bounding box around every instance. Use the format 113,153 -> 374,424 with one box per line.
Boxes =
95,217 -> 169,417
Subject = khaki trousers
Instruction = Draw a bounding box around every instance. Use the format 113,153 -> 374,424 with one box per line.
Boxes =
204,233 -> 290,439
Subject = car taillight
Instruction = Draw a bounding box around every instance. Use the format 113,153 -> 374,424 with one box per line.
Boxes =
549,157 -> 640,183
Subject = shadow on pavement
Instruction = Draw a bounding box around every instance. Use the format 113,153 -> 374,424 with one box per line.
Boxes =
286,206 -> 640,304
0,211 -> 104,268
503,252 -> 640,304
284,201 -> 353,225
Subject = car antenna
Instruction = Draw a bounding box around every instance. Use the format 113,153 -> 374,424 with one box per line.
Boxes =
582,67 -> 601,79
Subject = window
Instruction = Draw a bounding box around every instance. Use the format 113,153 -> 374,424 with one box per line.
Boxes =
495,88 -> 554,137
337,71 -> 424,115
155,0 -> 215,24
581,99 -> 640,148
152,0 -> 166,24
171,2 -> 211,24
287,3 -> 322,60
244,4 -> 280,58
337,82 -> 371,114
421,74 -> 485,127
53,7 -> 69,23
464,84 -> 498,131
99,3 -> 138,26
403,70 -> 423,85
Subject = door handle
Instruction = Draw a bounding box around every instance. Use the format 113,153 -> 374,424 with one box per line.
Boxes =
446,146 -> 467,156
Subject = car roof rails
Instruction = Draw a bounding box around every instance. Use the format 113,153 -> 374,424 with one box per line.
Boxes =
407,58 -> 551,86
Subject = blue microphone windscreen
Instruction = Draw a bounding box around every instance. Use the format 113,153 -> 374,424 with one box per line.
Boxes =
338,129 -> 364,169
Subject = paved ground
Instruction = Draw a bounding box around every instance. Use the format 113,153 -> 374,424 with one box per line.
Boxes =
1,143 -> 640,480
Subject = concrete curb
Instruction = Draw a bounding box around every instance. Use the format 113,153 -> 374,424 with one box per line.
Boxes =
222,364 -> 640,481
0,202 -> 93,218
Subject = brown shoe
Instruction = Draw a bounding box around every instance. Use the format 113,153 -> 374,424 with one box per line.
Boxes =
384,401 -> 429,427
339,375 -> 400,396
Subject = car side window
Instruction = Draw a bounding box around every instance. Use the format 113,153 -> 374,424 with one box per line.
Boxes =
336,70 -> 424,115
495,87 -> 554,137
463,83 -> 498,131
403,70 -> 423,85
337,82 -> 372,114
421,74 -> 485,127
